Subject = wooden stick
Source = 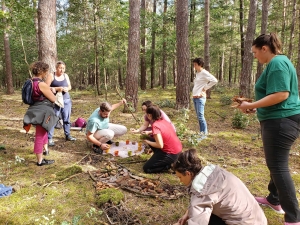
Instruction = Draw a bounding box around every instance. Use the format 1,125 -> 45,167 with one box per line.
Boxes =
115,86 -> 140,125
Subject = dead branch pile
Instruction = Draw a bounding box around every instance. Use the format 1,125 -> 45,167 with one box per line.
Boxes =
102,202 -> 142,225
90,162 -> 187,200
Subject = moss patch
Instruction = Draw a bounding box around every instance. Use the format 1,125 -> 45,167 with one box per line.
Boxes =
95,188 -> 124,206
56,165 -> 83,181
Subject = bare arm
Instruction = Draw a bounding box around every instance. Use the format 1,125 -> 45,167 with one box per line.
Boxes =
111,98 -> 126,111
131,120 -> 150,133
86,131 -> 109,150
39,82 -> 56,103
63,74 -> 72,92
144,133 -> 164,149
239,92 -> 289,111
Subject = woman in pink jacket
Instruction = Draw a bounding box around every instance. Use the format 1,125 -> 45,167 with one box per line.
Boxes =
172,149 -> 267,225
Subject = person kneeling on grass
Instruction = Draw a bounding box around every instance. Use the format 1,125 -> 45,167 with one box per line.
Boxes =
86,100 -> 127,154
172,149 -> 267,225
142,105 -> 182,173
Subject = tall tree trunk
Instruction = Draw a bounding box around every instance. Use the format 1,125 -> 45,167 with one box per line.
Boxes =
93,2 -> 101,96
239,0 -> 257,97
117,41 -> 124,90
150,0 -> 157,89
281,0 -> 287,50
140,0 -> 146,90
175,0 -> 190,109
190,0 -> 196,83
161,0 -> 168,89
218,52 -> 224,82
38,0 -> 57,73
256,0 -> 269,81
125,0 -> 140,111
204,0 -> 212,99
239,0 -> 245,65
33,0 -> 39,51
2,1 -> 14,94
173,58 -> 177,86
287,0 -> 297,59
297,7 -> 300,94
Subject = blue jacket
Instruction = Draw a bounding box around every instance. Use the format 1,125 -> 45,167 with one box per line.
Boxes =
23,100 -> 59,132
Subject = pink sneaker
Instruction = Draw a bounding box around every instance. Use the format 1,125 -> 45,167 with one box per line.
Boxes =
284,223 -> 300,225
255,197 -> 285,214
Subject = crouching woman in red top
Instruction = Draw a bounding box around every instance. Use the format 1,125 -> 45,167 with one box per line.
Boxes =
143,105 -> 182,173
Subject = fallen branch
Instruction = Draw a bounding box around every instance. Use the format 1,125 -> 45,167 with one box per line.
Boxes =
43,172 -> 84,188
118,159 -> 147,164
116,86 -> 140,125
88,170 -> 97,182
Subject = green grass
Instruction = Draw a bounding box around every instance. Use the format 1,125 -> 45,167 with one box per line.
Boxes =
0,86 -> 299,224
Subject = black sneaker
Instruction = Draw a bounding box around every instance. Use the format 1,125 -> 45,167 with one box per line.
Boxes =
93,144 -> 103,154
37,159 -> 55,166
66,135 -> 76,141
106,140 -> 114,145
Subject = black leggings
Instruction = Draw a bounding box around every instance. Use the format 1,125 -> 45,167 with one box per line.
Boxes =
209,214 -> 226,225
143,141 -> 179,173
261,114 -> 300,222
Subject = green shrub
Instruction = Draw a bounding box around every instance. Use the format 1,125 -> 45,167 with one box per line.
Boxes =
219,95 -> 232,106
156,99 -> 175,108
231,110 -> 249,129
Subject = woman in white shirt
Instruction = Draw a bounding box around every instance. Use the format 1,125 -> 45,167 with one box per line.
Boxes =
192,58 -> 218,139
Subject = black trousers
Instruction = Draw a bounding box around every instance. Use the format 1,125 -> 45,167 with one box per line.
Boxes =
261,114 -> 300,222
208,214 -> 226,225
143,139 -> 179,173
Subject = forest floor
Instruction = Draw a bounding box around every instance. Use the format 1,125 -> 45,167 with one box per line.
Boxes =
0,86 -> 299,225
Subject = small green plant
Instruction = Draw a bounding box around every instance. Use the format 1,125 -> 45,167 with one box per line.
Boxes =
156,99 -> 176,108
231,110 -> 249,129
219,95 -> 232,106
56,165 -> 83,181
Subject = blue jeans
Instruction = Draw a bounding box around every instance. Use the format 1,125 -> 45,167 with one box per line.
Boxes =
48,98 -> 72,139
261,114 -> 300,222
193,97 -> 207,134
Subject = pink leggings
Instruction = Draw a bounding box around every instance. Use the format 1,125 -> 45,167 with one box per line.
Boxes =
34,125 -> 48,154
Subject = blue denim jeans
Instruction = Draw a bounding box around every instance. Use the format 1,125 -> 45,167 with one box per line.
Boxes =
261,114 -> 300,222
48,98 -> 72,139
193,97 -> 207,134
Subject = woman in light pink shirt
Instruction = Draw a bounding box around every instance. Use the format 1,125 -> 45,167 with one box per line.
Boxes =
130,100 -> 176,135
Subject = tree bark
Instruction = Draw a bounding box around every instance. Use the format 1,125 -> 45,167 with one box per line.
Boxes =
150,0 -> 156,89
287,0 -> 297,59
297,7 -> 300,94
140,0 -> 147,90
2,1 -> 14,94
204,0 -> 211,99
255,0 -> 269,81
175,0 -> 190,109
281,0 -> 287,50
239,0 -> 257,97
125,0 -> 140,111
239,0 -> 245,65
37,0 -> 57,73
161,0 -> 168,89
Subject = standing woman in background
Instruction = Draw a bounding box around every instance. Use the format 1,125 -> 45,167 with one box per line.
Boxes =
47,61 -> 76,147
239,33 -> 300,225
192,58 -> 218,140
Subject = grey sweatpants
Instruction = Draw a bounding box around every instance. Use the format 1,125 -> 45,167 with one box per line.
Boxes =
93,123 -> 127,143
